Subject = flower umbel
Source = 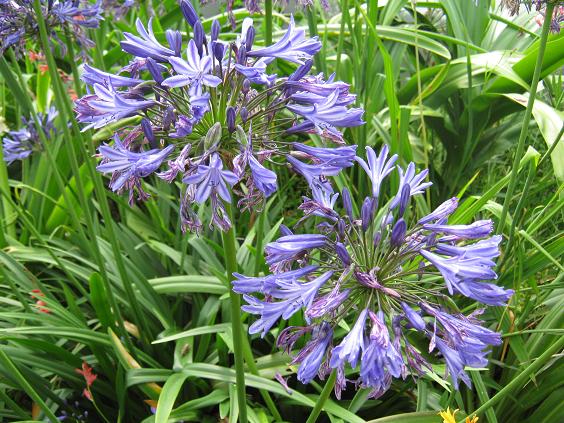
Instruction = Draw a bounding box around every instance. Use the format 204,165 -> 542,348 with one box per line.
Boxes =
74,8 -> 364,230
234,146 -> 512,397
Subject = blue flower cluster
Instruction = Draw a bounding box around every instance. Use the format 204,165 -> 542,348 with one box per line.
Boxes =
0,0 -> 104,55
2,107 -> 58,164
233,146 -> 513,398
75,1 -> 364,231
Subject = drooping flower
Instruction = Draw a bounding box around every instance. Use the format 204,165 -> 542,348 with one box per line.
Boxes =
76,362 -> 97,402
235,146 -> 511,397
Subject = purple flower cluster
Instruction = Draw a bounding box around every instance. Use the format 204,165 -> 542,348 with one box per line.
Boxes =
501,0 -> 564,32
74,1 -> 364,231
0,0 -> 103,55
234,146 -> 513,397
2,107 -> 58,164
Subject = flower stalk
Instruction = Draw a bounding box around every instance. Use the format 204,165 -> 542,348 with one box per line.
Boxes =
499,1 -> 556,231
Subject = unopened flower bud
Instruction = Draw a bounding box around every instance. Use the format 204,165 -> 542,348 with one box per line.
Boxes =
240,107 -> 248,123
335,242 -> 351,266
146,58 -> 164,84
194,21 -> 205,55
163,106 -> 176,131
398,183 -> 411,217
213,42 -> 226,62
390,218 -> 407,248
342,187 -> 353,220
204,122 -> 222,150
180,0 -> 199,28
245,26 -> 255,51
237,46 -> 247,64
226,107 -> 236,133
141,118 -> 157,148
211,19 -> 220,42
361,197 -> 375,232
242,79 -> 251,94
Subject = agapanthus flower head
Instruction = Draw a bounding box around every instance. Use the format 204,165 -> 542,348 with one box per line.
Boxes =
235,145 -> 512,397
75,9 -> 364,231
2,107 -> 58,164
0,0 -> 103,56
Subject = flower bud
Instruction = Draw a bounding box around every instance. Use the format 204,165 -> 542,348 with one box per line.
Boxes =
242,79 -> 251,94
289,59 -> 313,82
335,242 -> 351,266
193,21 -> 205,55
245,26 -> 255,51
180,0 -> 199,28
390,218 -> 407,248
280,224 -> 293,236
213,42 -> 226,61
226,107 -> 236,133
211,19 -> 220,42
342,187 -> 353,220
401,302 -> 426,330
398,183 -> 411,217
163,106 -> 176,131
361,197 -> 375,232
204,122 -> 222,150
146,58 -> 164,84
240,107 -> 248,123
141,118 -> 157,149
237,46 -> 247,64
373,231 -> 381,246
235,125 -> 248,146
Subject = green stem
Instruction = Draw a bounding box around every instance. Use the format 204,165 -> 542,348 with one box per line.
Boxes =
305,370 -> 337,423
306,6 -> 324,75
265,0 -> 273,46
253,210 -> 266,276
499,2 -> 555,231
461,335 -> 564,422
221,207 -> 248,423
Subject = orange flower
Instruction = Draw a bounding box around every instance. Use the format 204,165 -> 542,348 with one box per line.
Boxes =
76,362 -> 97,401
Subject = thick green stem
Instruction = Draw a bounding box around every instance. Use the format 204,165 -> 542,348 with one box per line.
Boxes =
499,2 -> 555,231
221,209 -> 248,423
265,0 -> 273,46
305,370 -> 337,423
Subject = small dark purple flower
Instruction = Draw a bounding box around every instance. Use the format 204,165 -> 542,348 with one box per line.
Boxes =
342,187 -> 354,220
226,107 -> 236,133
